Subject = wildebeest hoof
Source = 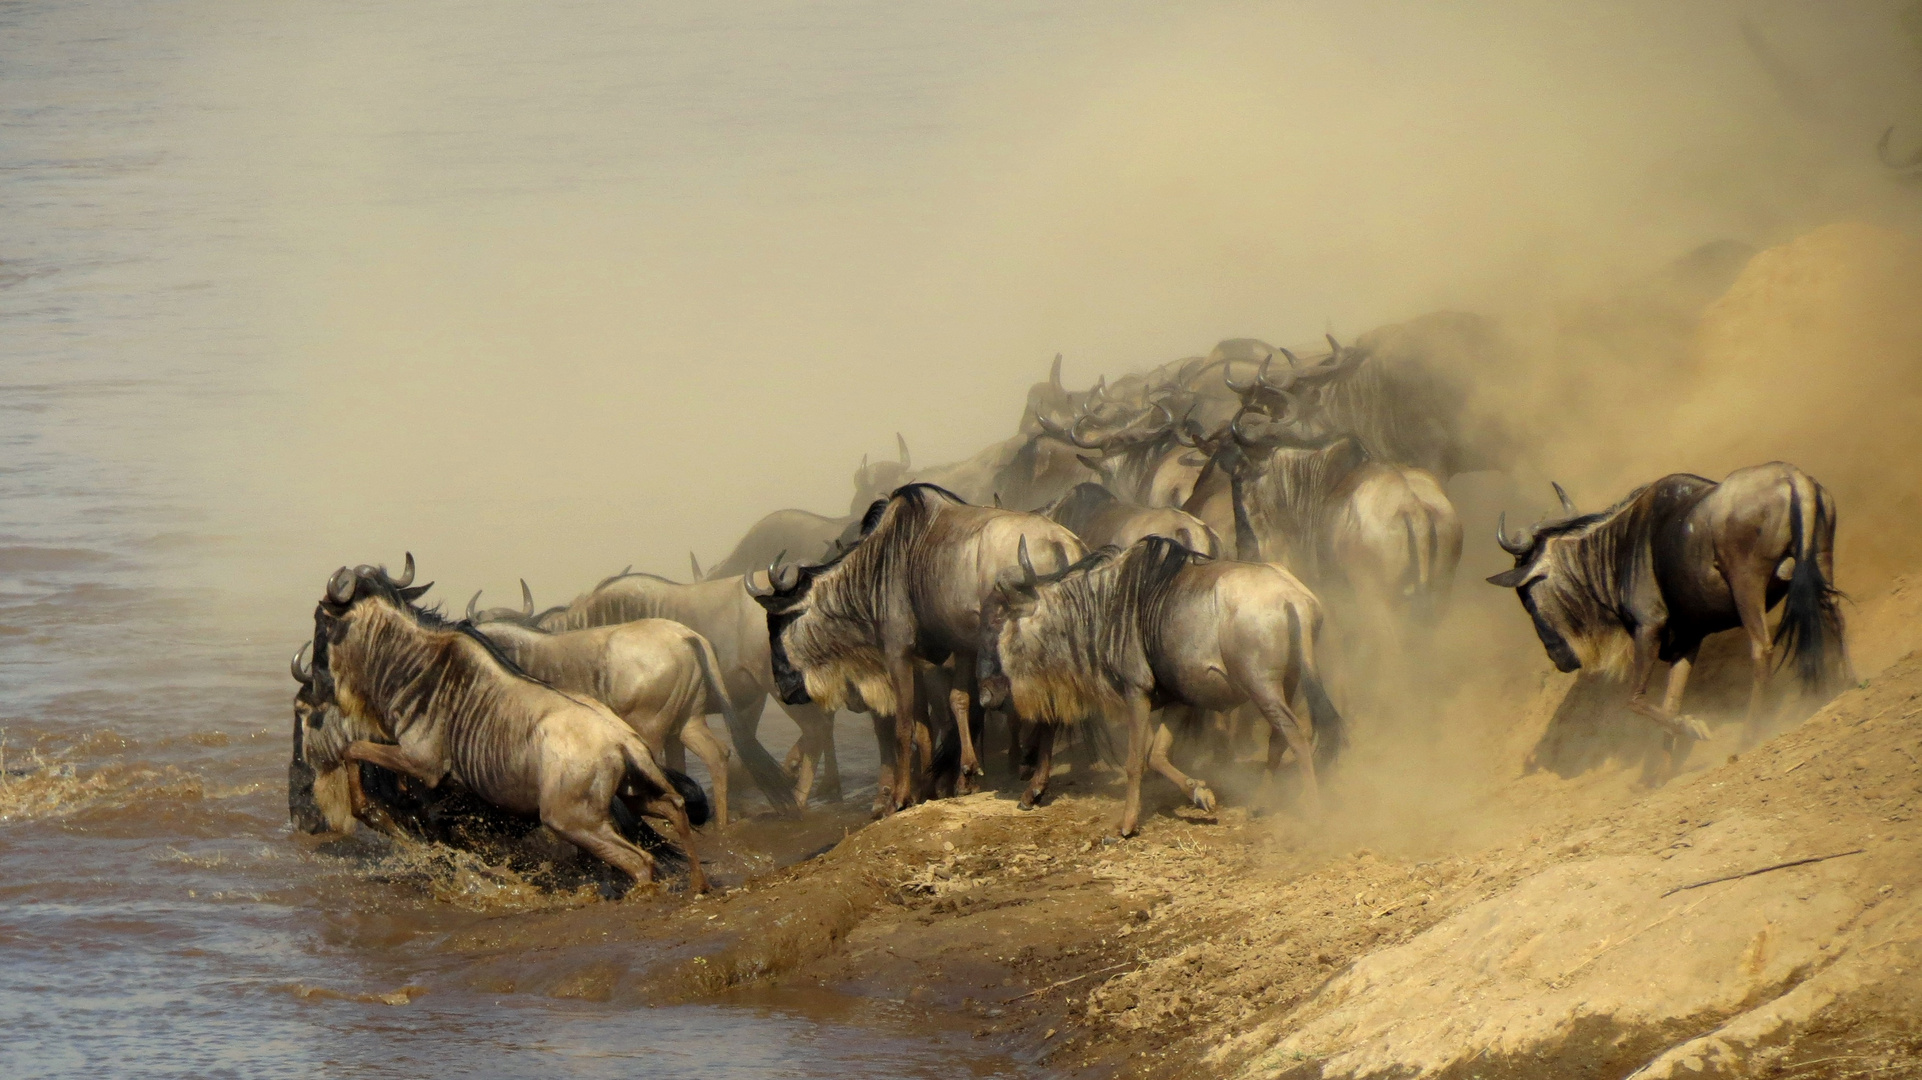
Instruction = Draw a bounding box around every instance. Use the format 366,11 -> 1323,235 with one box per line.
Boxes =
1189,782 -> 1218,813
1679,715 -> 1712,741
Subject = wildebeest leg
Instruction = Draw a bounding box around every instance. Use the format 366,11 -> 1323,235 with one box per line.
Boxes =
948,685 -> 978,793
1148,717 -> 1217,812
869,711 -> 895,818
784,703 -> 839,804
632,791 -> 708,894
1730,569 -> 1779,749
1019,721 -> 1057,811
341,764 -> 404,837
1251,692 -> 1319,821
1623,628 -> 1713,745
556,815 -> 659,888
1656,644 -> 1703,775
679,717 -> 731,829
887,657 -> 920,813
1117,697 -> 1154,836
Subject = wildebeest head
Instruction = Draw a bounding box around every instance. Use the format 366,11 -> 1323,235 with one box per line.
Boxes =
1485,484 -> 1595,674
975,536 -> 1045,710
745,495 -> 893,710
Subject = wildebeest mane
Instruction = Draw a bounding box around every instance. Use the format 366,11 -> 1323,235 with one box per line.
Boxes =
1236,435 -> 1369,573
1012,537 -> 1201,713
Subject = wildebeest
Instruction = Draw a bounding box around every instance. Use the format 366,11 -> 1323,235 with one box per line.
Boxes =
304,557 -> 708,890
703,509 -> 857,583
518,569 -> 831,813
748,483 -> 1086,812
1041,482 -> 1220,557
978,537 -> 1345,834
1040,400 -> 1208,510
1218,314 -> 1518,479
1487,464 -> 1848,768
1197,402 -> 1462,628
469,617 -> 745,827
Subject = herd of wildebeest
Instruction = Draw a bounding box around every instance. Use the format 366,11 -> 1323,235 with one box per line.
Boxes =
286,314 -> 1850,892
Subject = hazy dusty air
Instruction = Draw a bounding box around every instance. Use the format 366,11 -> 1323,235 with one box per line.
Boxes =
149,0 -> 1915,620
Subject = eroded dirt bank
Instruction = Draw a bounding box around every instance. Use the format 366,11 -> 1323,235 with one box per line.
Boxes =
412,583 -> 1922,1080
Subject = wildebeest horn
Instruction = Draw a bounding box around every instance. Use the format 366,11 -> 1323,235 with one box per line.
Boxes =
1223,357 -> 1260,395
1278,347 -> 1301,367
1230,408 -> 1272,448
327,567 -> 356,605
1065,413 -> 1111,451
1496,512 -> 1531,556
291,642 -> 314,685
773,563 -> 801,591
466,590 -> 482,620
1325,334 -> 1342,356
1552,482 -> 1577,517
1089,375 -> 1107,403
896,432 -> 910,468
743,571 -> 773,598
1049,353 -> 1063,390
519,579 -> 534,616
381,552 -> 415,588
1017,535 -> 1038,586
993,492 -> 1003,507
689,551 -> 704,581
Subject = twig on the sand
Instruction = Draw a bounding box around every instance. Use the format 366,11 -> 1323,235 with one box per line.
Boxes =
1008,962 -> 1132,1002
1661,849 -> 1867,898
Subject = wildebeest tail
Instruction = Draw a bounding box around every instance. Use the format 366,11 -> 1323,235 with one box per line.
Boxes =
1289,602 -> 1346,771
608,796 -> 681,862
1231,470 -> 1261,562
1774,479 -> 1847,691
688,636 -> 797,816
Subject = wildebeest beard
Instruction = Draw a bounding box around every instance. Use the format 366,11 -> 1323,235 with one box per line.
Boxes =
1506,492 -> 1659,678
996,538 -> 1195,723
758,484 -> 960,714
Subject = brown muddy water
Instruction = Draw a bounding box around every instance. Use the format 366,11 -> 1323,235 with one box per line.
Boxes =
0,1 -> 1188,1074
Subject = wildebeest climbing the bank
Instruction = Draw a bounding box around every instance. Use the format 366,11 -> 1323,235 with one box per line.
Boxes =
1487,462 -> 1848,772
302,556 -> 710,890
978,536 -> 1346,836
467,616 -> 745,827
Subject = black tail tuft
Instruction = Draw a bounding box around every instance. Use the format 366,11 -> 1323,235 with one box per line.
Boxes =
1305,671 -> 1347,773
1774,485 -> 1847,692
609,797 -> 684,863
666,766 -> 711,828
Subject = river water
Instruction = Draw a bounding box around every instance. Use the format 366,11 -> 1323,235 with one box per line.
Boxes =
0,2 -> 1199,1074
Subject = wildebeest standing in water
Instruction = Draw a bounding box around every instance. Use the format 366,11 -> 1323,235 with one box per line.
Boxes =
1488,464 -> 1848,773
979,537 -> 1346,834
523,569 -> 832,813
467,615 -> 745,827
304,558 -> 708,890
749,484 -> 1086,813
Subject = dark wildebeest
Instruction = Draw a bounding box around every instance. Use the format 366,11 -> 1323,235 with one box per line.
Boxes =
978,537 -> 1345,834
1488,464 -> 1848,770
1039,400 -> 1212,511
748,484 -> 1086,813
468,617 -> 745,827
304,558 -> 708,890
1219,315 -> 1518,480
499,571 -> 828,813
1041,482 -> 1221,558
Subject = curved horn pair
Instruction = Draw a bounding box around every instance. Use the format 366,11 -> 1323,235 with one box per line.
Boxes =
290,642 -> 314,685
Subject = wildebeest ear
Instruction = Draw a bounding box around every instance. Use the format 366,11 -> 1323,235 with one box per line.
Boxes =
1486,567 -> 1532,589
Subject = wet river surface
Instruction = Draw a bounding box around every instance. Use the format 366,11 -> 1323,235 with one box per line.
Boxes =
0,1 -> 1187,1074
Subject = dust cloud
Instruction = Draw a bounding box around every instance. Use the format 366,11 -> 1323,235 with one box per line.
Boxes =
117,1 -> 1921,847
